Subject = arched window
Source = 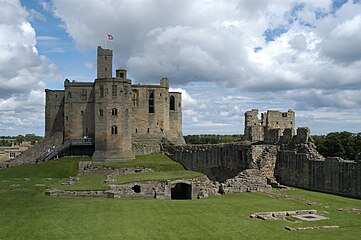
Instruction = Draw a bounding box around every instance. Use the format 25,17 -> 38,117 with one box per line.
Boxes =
99,109 -> 103,117
112,108 -> 117,116
149,91 -> 155,113
111,125 -> 118,135
170,95 -> 175,111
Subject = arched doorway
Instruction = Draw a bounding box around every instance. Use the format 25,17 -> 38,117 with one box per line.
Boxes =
171,183 -> 192,199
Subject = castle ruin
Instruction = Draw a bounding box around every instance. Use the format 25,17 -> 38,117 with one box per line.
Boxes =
45,46 -> 185,162
244,109 -> 295,144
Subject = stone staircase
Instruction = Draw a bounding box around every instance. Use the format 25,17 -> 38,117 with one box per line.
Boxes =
0,134 -> 94,169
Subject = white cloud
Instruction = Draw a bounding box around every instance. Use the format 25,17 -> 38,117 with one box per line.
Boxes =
0,0 -> 354,135
0,0 -> 58,135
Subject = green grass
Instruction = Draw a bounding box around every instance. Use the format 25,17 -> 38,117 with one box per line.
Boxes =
0,157 -> 87,179
1,155 -> 361,239
55,154 -> 203,190
93,153 -> 185,171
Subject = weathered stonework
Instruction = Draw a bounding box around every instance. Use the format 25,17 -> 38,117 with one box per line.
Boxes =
244,109 -> 295,143
78,161 -> 153,176
166,143 -> 250,182
221,169 -> 272,194
46,176 -> 218,200
45,46 -> 185,163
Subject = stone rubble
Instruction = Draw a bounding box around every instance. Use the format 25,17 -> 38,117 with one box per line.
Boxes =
250,210 -> 317,220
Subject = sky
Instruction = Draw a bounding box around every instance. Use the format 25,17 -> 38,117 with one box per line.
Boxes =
0,0 -> 360,136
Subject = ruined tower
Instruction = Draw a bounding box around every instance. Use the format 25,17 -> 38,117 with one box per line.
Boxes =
244,109 -> 295,143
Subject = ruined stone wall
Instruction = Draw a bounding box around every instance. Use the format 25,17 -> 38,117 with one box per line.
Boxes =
166,143 -> 250,182
244,109 -> 263,142
276,149 -> 361,199
244,109 -> 295,143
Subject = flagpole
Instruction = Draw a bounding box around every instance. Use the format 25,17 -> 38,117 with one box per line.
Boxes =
105,35 -> 107,49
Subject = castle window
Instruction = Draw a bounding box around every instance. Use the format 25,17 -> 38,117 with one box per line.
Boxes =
170,96 -> 175,111
132,90 -> 139,107
135,129 -> 137,134
276,121 -> 279,124
85,128 -> 88,134
81,111 -> 84,116
105,67 -> 107,72
99,109 -> 103,117
67,92 -> 72,99
66,116 -> 69,122
112,108 -> 117,116
111,125 -> 118,135
147,128 -> 150,134
290,121 -> 293,124
148,91 -> 155,113
119,72 -> 124,78
282,113 -> 287,117
112,85 -> 117,97
9,152 -> 15,158
81,89 -> 87,100
104,56 -> 107,61
99,85 -> 104,98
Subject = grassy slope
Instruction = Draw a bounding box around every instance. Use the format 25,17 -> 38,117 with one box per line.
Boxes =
0,154 -> 203,191
0,155 -> 361,239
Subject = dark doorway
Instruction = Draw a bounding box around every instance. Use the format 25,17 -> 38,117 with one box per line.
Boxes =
132,185 -> 141,193
171,183 -> 192,199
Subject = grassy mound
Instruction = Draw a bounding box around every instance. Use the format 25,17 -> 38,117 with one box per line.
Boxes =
0,153 -> 203,191
0,157 -> 85,179
93,153 -> 185,171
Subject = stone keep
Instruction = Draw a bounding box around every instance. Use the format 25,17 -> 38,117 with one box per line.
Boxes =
45,46 -> 185,162
244,109 -> 295,143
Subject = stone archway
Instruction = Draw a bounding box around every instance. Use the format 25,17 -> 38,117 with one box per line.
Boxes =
171,183 -> 192,199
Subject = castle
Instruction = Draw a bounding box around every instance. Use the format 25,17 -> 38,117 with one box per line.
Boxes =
244,109 -> 295,143
45,46 -> 185,162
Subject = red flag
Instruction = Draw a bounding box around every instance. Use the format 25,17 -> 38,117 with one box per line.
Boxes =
107,34 -> 113,40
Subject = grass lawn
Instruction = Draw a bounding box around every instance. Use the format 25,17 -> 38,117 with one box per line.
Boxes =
0,155 -> 360,239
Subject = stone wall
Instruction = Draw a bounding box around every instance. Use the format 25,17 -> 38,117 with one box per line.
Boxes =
46,176 -> 218,200
276,148 -> 361,199
244,109 -> 295,143
166,143 -> 251,182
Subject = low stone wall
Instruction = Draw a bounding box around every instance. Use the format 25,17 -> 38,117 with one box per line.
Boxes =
276,150 -> 361,199
166,143 -> 251,182
46,189 -> 110,198
46,176 -> 219,200
78,161 -> 153,176
109,176 -> 218,199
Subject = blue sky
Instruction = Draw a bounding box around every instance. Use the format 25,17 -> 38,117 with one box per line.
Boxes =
0,0 -> 360,136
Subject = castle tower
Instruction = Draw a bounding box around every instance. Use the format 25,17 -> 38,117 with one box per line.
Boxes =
169,90 -> 185,145
92,47 -> 135,162
244,109 -> 263,142
97,46 -> 113,79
